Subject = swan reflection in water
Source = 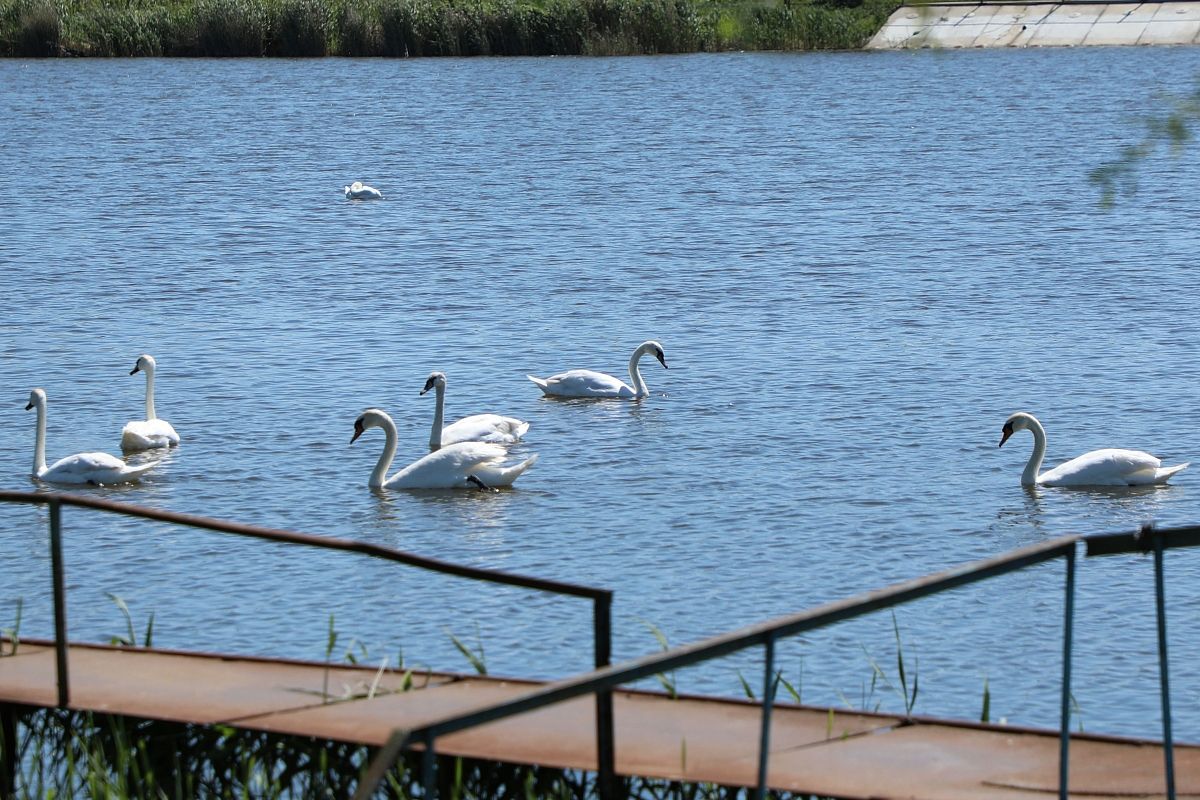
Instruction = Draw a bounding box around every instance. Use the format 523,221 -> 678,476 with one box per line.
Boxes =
993,481 -> 1176,542
367,481 -> 525,544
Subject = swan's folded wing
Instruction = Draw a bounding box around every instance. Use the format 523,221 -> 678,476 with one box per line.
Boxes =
42,451 -> 155,484
442,414 -> 528,446
1042,448 -> 1161,486
49,451 -> 128,474
543,369 -> 631,397
432,441 -> 511,471
122,419 -> 180,449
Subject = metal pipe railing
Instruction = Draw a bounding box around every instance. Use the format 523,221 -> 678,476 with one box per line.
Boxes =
355,535 -> 1081,799
1084,522 -> 1200,800
0,490 -> 615,794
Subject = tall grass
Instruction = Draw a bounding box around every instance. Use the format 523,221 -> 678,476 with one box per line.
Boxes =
0,0 -> 898,56
0,706 -> 829,799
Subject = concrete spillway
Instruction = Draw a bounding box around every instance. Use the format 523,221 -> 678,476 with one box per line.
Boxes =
867,1 -> 1200,48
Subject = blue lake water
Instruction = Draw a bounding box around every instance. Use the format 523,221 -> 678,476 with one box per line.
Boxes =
2,48 -> 1200,741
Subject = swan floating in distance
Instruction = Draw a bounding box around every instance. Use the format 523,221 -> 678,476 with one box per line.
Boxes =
351,408 -> 537,490
527,340 -> 668,399
344,181 -> 383,200
121,354 -> 180,452
999,411 -> 1189,487
26,388 -> 156,485
420,371 -> 529,451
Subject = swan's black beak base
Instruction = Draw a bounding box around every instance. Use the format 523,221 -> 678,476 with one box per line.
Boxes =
24,402 -> 33,411
999,423 -> 1013,448
350,419 -> 365,444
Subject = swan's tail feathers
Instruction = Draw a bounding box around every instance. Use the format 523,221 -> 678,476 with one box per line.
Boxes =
512,420 -> 531,439
1154,462 -> 1190,483
478,453 -> 538,487
527,375 -> 550,394
128,461 -> 158,479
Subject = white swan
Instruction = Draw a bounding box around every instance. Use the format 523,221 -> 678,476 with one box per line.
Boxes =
420,372 -> 529,451
344,181 -> 383,200
527,340 -> 668,399
999,411 -> 1189,487
121,354 -> 180,452
26,389 -> 156,485
351,408 -> 537,489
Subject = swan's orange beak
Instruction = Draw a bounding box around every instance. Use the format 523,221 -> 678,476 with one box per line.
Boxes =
350,419 -> 364,444
999,423 -> 1013,448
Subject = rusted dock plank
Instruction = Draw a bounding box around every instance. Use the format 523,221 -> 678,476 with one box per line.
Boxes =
1,640 -> 1196,798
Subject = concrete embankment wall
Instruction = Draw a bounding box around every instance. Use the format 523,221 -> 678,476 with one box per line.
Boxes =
867,0 -> 1200,48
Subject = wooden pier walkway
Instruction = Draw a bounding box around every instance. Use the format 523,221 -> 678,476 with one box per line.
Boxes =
2,638 -> 1196,799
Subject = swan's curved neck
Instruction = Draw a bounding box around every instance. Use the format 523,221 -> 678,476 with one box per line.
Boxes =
429,383 -> 446,451
1022,418 -> 1047,486
32,399 -> 47,477
142,364 -> 157,420
628,348 -> 649,398
371,417 -> 398,488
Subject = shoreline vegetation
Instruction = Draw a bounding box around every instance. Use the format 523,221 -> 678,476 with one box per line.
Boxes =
0,0 -> 898,57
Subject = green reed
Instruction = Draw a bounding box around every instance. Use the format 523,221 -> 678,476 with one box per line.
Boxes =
1,706 -> 831,798
0,0 -> 897,57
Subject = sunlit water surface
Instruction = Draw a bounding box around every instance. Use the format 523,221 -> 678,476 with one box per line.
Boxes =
3,48 -> 1200,740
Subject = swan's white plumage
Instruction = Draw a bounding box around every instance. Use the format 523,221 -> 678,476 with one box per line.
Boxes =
121,354 -> 180,451
26,388 -> 156,485
528,340 -> 668,399
999,411 -> 1188,487
344,181 -> 383,200
122,419 -> 179,451
421,372 -> 528,451
352,408 -> 536,490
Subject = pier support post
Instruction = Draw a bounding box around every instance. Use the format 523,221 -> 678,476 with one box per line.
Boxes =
1,703 -> 17,800
49,499 -> 70,708
1150,527 -> 1177,800
1058,545 -> 1076,800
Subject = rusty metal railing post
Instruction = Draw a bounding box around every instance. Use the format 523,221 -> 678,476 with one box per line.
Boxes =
754,632 -> 777,800
1147,525 -> 1177,800
1,703 -> 17,800
420,732 -> 436,798
594,593 -> 615,800
48,499 -> 69,709
1057,543 -> 1075,800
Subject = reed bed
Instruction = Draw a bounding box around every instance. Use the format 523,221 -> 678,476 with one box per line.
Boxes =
0,0 -> 896,57
0,707 -> 825,799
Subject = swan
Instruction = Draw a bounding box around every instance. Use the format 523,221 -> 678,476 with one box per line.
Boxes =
121,354 -> 180,452
527,340 -> 668,399
344,181 -> 383,200
999,411 -> 1189,487
351,408 -> 537,489
26,388 -> 156,485
420,371 -> 529,451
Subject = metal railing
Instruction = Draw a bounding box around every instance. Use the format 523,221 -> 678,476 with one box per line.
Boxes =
6,491 -> 1196,800
356,535 -> 1083,800
1084,522 -> 1200,800
0,490 -> 617,796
